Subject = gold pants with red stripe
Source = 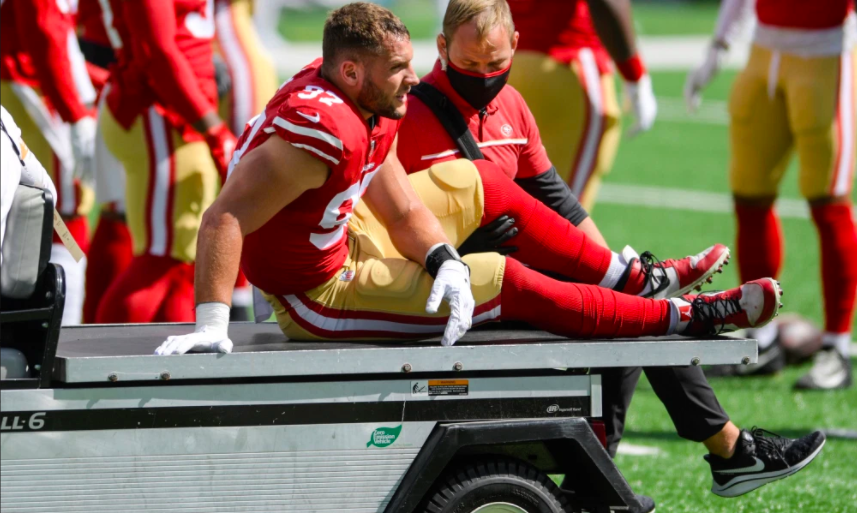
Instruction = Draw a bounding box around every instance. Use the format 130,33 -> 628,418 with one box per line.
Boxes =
730,45 -> 856,199
262,160 -> 506,341
214,0 -> 279,135
0,80 -> 94,218
99,105 -> 219,263
508,50 -> 621,211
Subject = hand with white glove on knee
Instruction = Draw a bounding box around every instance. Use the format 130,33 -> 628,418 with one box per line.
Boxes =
70,115 -> 97,184
424,244 -> 475,347
155,302 -> 234,355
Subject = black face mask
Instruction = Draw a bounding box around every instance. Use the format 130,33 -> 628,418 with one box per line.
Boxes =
445,61 -> 511,111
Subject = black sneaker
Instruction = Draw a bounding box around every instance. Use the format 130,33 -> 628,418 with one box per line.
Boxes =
705,428 -> 825,497
632,494 -> 656,513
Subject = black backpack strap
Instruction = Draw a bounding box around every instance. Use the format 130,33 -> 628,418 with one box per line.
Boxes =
410,82 -> 484,161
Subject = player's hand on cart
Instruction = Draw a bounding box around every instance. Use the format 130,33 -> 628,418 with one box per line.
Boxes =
154,303 -> 234,355
458,215 -> 518,256
426,260 -> 475,347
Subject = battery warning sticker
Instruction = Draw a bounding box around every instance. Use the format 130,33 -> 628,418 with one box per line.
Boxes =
411,380 -> 469,396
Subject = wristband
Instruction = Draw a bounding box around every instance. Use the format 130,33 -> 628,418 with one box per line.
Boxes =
425,243 -> 467,279
616,54 -> 646,82
195,302 -> 230,332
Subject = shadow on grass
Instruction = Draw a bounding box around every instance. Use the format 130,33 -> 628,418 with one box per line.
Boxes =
621,427 -> 846,442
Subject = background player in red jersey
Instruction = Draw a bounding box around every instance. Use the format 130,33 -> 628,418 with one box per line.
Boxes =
0,0 -> 98,325
157,3 -> 821,499
75,0 -> 134,324
687,0 -> 857,390
94,0 -> 237,324
507,0 -> 657,210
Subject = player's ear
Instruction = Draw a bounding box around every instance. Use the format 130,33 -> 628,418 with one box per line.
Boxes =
437,33 -> 448,68
339,59 -> 362,88
511,31 -> 519,53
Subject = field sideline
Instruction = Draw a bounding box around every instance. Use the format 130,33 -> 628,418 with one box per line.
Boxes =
256,3 -> 857,511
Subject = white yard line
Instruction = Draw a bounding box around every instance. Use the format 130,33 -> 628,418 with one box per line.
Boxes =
597,183 -> 822,219
616,443 -> 663,456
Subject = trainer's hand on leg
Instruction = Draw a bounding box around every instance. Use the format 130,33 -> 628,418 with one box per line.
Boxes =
426,260 -> 475,347
154,303 -> 233,355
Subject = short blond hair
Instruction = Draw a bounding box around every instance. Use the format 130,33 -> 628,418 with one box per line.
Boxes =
442,0 -> 515,44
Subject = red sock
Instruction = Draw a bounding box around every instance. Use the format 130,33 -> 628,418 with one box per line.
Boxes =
476,160 -> 613,284
500,258 -> 672,337
83,215 -> 133,323
735,203 -> 783,282
811,203 -> 857,334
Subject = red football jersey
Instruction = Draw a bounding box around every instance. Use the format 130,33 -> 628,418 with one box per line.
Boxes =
757,0 -> 853,30
398,61 -> 551,180
0,0 -> 90,123
105,0 -> 217,135
236,60 -> 401,295
509,0 -> 611,73
77,0 -> 112,48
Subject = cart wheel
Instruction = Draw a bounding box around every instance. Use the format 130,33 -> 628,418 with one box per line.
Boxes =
423,457 -> 570,513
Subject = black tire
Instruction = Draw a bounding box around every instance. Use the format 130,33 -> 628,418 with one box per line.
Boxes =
422,457 -> 571,513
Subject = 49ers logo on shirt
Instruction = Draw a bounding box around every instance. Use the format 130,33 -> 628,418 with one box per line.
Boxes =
501,124 -> 513,136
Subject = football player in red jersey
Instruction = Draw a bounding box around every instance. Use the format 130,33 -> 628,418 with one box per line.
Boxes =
507,0 -> 656,210
93,0 -> 237,323
157,4 -> 822,498
0,0 -> 98,325
688,0 -> 856,389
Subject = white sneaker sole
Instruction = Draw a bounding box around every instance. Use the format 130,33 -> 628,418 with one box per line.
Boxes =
711,437 -> 826,498
671,248 -> 731,299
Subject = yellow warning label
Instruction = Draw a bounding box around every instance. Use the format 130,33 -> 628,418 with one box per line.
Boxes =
428,379 -> 469,396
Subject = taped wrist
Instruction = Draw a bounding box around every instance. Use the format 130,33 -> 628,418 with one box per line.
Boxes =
515,167 -> 589,226
195,302 -> 230,333
425,243 -> 469,279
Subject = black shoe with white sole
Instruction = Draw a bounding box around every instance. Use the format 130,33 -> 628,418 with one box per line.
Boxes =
795,348 -> 853,390
632,494 -> 656,513
705,427 -> 825,497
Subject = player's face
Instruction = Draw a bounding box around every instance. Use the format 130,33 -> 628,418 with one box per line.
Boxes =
358,38 -> 419,120
439,22 -> 519,75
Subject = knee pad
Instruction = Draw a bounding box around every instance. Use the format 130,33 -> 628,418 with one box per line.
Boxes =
427,158 -> 483,192
461,252 -> 505,303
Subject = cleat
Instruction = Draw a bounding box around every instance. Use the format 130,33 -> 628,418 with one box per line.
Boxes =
678,278 -> 782,337
794,348 -> 853,390
617,244 -> 731,299
706,428 -> 825,497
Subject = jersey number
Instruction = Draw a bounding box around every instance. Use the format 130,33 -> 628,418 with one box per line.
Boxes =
298,86 -> 344,107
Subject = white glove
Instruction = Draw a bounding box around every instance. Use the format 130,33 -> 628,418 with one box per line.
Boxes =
624,74 -> 657,137
425,260 -> 475,347
684,44 -> 728,113
154,303 -> 234,355
70,116 -> 97,184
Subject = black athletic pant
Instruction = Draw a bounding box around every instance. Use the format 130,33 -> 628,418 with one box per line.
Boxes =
597,365 -> 731,458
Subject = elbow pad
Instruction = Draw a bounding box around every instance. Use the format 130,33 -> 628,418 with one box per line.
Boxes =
515,167 -> 589,226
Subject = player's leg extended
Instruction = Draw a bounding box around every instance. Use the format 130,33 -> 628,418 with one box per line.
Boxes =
730,45 -> 794,284
789,50 -> 856,389
1,80 -> 91,324
214,0 -> 279,134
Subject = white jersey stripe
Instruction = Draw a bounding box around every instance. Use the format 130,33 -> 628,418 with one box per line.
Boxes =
571,48 -> 604,197
228,112 -> 266,179
272,116 -> 343,150
147,108 -> 171,257
215,4 -> 254,135
833,51 -> 855,196
420,138 -> 529,160
290,142 -> 340,165
283,294 -> 502,335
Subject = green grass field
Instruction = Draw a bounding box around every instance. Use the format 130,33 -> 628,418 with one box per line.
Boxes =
271,4 -> 857,511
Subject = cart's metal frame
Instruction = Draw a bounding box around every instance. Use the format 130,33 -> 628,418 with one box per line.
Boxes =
0,324 -> 757,513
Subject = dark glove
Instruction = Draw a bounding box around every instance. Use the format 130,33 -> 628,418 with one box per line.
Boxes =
457,216 -> 518,256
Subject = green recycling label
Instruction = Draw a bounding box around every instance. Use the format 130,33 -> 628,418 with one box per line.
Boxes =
367,425 -> 402,448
